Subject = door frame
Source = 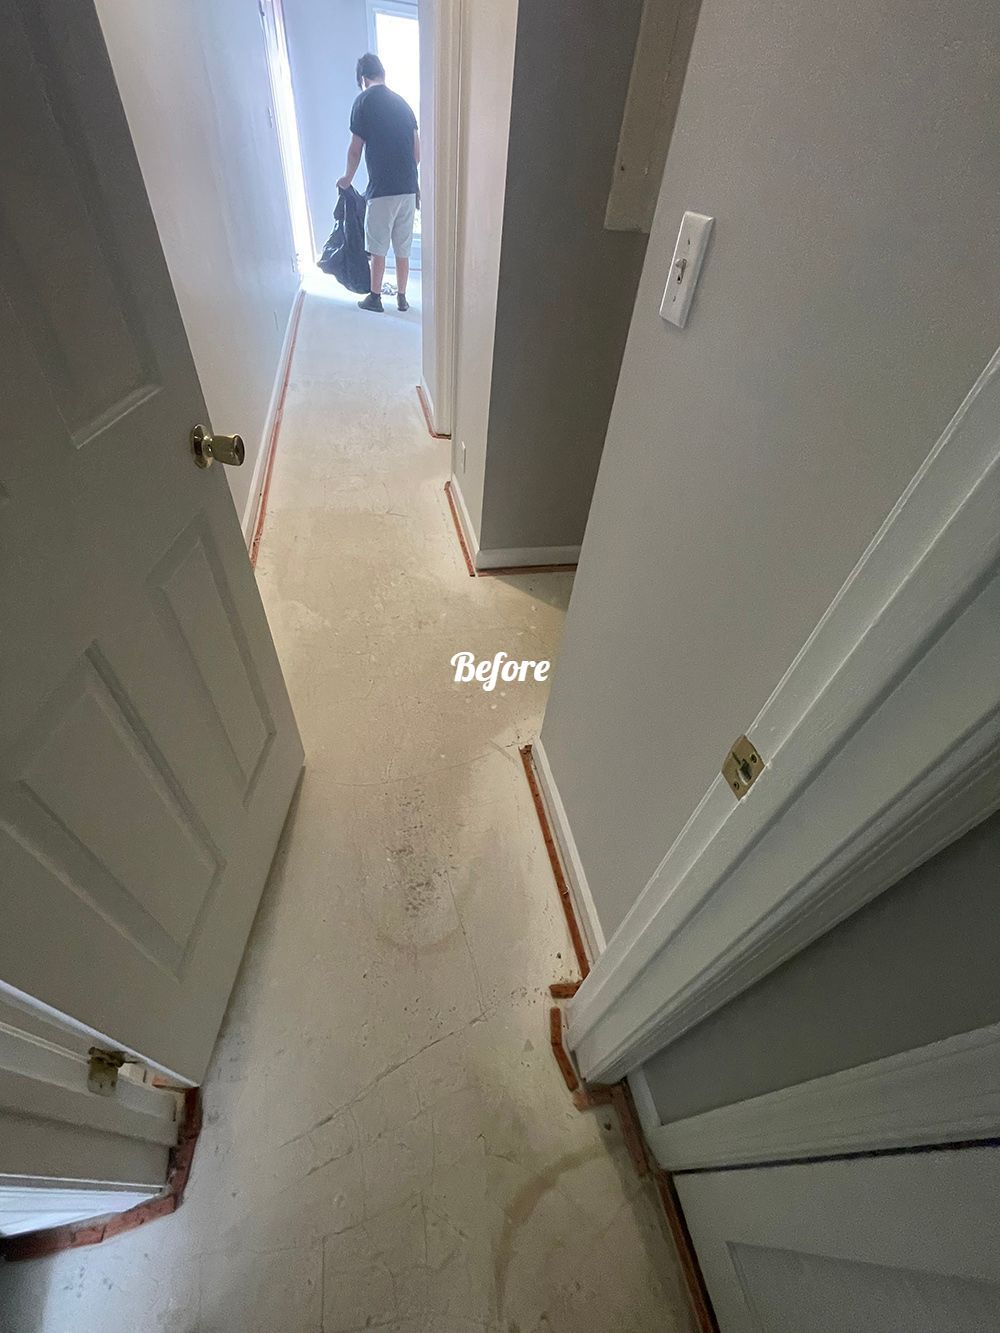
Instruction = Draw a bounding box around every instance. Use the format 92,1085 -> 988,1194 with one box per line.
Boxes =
567,346 -> 1000,1085
259,0 -> 315,269
647,1020 -> 1000,1172
367,0 -> 423,272
0,991 -> 180,1198
366,0 -> 419,52
418,0 -> 461,437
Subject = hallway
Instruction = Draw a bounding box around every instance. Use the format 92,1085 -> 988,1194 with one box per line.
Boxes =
0,285 -> 686,1332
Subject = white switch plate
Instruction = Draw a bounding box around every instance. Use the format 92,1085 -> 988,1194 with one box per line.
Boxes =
660,211 -> 714,328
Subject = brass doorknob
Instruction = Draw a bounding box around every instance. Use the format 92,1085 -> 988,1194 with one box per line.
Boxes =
191,424 -> 245,469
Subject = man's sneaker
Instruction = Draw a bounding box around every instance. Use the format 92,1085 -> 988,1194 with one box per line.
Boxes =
397,293 -> 409,312
358,292 -> 383,313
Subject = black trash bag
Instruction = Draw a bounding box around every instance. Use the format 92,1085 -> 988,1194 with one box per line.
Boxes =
318,186 -> 371,293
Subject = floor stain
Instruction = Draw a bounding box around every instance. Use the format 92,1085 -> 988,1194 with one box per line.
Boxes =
494,1144 -> 605,1315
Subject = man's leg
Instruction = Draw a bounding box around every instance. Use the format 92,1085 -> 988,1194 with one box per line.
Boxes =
357,252 -> 385,311
391,196 -> 416,312
360,199 -> 388,311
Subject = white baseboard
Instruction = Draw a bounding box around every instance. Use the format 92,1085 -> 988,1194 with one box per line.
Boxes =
419,378 -> 435,426
241,288 -> 304,545
476,544 -> 580,571
447,476 -> 581,573
626,1066 -> 662,1144
532,737 -> 606,959
447,473 -> 480,561
418,377 -> 441,436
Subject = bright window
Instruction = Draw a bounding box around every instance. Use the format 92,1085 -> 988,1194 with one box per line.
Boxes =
372,10 -> 420,124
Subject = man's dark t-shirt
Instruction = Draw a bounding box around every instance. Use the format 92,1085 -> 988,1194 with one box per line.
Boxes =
349,85 -> 418,200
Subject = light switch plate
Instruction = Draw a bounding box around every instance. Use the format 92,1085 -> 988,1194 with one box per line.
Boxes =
660,211 -> 714,328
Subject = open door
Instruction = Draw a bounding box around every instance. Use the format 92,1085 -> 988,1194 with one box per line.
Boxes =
676,1146 -> 1000,1331
0,0 -> 304,1086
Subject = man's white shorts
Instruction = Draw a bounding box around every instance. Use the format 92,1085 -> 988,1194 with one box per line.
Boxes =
364,193 -> 416,260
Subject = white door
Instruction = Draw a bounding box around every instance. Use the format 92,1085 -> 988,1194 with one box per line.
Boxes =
0,994 -> 180,1220
0,0 -> 304,1085
676,1147 -> 1000,1332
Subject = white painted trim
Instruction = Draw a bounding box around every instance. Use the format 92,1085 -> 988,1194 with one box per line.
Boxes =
447,481 -> 578,572
366,0 -> 418,53
0,1114 -> 170,1190
0,1023 -> 179,1148
569,347 -> 1000,1084
421,0 -> 461,437
448,472 -> 479,561
0,1016 -> 179,1190
240,287 -> 303,544
0,1184 -> 157,1237
626,1066 -> 661,1145
532,738 -> 606,958
475,544 -> 581,571
649,1022 -> 1000,1171
419,376 -> 436,433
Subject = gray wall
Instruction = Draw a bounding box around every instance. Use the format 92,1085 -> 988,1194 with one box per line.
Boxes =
539,0 -> 1000,939
96,0 -> 300,530
476,0 -> 647,554
283,0 -> 370,256
644,812 -> 1000,1123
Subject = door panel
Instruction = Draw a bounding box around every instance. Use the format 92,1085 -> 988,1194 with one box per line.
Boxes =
0,0 -> 303,1084
0,0 -> 163,448
14,646 -> 221,968
151,516 -> 276,803
676,1147 -> 1000,1332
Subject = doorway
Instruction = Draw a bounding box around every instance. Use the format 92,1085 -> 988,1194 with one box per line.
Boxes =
259,0 -> 314,272
367,0 -> 422,271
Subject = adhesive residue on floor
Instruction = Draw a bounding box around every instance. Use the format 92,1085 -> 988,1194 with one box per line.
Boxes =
0,278 -> 689,1333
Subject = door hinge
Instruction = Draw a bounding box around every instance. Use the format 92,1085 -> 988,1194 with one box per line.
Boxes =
87,1047 -> 129,1096
722,735 -> 765,799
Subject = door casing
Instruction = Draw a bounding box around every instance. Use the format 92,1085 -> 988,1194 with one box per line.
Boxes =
567,346 -> 1000,1085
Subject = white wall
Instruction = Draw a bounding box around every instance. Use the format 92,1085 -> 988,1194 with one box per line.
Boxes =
96,0 -> 300,531
449,0 -> 520,538
539,0 -> 1000,940
418,0 -> 459,436
419,0 -> 441,426
282,0 -> 371,257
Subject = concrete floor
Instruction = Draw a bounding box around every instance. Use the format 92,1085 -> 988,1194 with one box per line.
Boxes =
0,277 -> 689,1333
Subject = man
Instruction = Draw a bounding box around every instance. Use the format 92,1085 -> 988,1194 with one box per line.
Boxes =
338,53 -> 420,314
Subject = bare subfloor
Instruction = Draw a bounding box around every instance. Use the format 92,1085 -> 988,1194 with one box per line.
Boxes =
0,278 -> 688,1332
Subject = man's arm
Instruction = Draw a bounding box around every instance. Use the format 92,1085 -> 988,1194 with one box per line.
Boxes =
337,134 -> 364,191
413,129 -> 421,209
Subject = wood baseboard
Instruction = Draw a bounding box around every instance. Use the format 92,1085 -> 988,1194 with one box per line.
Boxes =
525,745 -> 717,1332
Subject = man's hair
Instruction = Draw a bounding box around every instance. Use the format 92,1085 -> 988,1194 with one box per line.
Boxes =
356,53 -> 385,88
